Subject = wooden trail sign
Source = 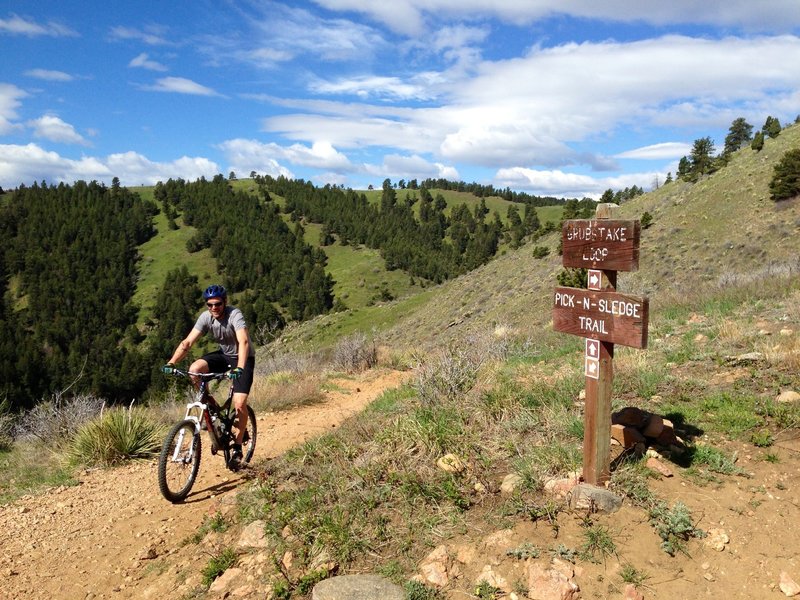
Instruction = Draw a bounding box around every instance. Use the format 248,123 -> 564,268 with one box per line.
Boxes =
561,219 -> 640,271
552,287 -> 649,349
553,204 -> 649,485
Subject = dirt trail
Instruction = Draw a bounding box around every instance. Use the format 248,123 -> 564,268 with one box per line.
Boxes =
0,369 -> 409,600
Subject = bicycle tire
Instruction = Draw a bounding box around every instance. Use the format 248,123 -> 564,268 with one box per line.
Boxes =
242,405 -> 257,464
158,419 -> 202,503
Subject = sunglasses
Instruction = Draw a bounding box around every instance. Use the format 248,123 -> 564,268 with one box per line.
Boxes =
206,301 -> 224,308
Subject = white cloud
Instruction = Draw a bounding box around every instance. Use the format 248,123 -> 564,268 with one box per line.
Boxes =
142,77 -> 222,96
362,153 -> 459,182
309,75 -> 436,101
312,0 -> 800,34
0,83 -> 27,134
28,115 -> 90,146
207,2 -> 387,69
24,69 -> 75,82
261,34 -> 800,177
615,142 -> 692,160
493,166 -> 662,198
0,143 -> 219,188
0,14 -> 78,37
128,53 -> 168,72
108,25 -> 171,46
218,138 -> 350,174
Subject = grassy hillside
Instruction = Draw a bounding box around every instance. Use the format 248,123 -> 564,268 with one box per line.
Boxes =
130,181 -> 561,324
277,123 -> 800,355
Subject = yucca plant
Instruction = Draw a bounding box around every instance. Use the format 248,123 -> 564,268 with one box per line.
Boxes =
69,403 -> 164,467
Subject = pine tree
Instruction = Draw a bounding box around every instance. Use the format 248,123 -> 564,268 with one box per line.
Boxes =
723,117 -> 753,155
751,131 -> 765,152
763,116 -> 782,139
769,149 -> 800,201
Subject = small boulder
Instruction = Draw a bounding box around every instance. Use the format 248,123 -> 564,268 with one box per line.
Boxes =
569,483 -> 622,514
777,390 -> 800,404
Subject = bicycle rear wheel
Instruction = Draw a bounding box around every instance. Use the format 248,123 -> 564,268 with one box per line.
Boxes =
242,405 -> 257,464
158,419 -> 201,503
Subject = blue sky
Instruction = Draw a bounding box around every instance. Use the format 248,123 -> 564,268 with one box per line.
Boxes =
1,1 -> 799,198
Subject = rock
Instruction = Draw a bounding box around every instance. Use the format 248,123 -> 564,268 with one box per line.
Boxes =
780,572 -> 800,597
611,407 -> 649,429
642,414 -> 664,438
777,390 -> 800,403
500,473 -> 524,495
476,565 -> 508,590
645,457 -> 673,477
237,520 -> 271,549
779,328 -> 794,337
656,421 -> 679,446
208,567 -> 243,596
526,561 -> 580,600
312,574 -> 404,600
623,583 -> 645,599
418,545 -> 450,587
725,352 -> 764,365
544,475 -> 580,498
569,484 -> 622,514
704,528 -> 729,551
611,424 -> 646,448
437,453 -> 466,473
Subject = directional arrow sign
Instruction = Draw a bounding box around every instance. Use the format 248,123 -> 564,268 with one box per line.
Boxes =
585,339 -> 600,379
553,286 -> 649,349
588,269 -> 602,291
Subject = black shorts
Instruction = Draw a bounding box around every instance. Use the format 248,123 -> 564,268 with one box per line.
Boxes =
201,351 -> 255,395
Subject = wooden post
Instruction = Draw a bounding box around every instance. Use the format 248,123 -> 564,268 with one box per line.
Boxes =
553,203 -> 648,486
586,206 -> 616,485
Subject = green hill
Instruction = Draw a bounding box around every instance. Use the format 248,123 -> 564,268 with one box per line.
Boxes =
276,123 -> 800,354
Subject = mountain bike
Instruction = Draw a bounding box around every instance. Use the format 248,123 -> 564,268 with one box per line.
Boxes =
157,368 -> 257,503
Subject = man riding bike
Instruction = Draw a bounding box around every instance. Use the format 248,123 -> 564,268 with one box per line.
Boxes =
162,284 -> 255,467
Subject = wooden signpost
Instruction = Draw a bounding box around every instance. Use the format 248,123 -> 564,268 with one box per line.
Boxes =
553,204 -> 649,485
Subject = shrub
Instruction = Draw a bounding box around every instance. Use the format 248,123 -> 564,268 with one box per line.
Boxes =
201,548 -> 236,587
68,404 -> 164,467
648,501 -> 705,556
0,398 -> 14,451
331,331 -> 378,373
413,344 -> 484,405
769,148 -> 800,201
532,245 -> 550,259
15,393 -> 104,446
404,580 -> 443,600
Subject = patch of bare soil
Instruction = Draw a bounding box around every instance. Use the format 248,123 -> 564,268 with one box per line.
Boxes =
0,368 -> 409,600
436,433 -> 800,600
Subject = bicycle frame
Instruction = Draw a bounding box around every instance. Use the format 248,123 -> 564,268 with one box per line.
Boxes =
173,369 -> 235,459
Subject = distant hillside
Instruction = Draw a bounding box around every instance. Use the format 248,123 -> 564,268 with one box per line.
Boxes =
277,123 -> 800,354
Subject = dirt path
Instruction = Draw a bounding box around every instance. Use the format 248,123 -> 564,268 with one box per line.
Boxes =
0,369 -> 409,600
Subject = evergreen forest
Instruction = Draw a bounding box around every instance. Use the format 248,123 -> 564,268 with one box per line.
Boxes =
0,174 -> 566,409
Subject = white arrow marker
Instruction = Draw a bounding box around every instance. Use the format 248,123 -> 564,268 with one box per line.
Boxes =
588,269 -> 602,290
588,361 -> 597,375
586,339 -> 599,358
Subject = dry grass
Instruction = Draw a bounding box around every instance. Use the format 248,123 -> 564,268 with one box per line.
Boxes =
250,372 -> 326,413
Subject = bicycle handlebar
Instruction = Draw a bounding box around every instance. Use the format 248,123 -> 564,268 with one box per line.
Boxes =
167,368 -> 229,381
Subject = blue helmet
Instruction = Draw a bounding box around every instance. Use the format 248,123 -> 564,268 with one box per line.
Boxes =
203,284 -> 227,300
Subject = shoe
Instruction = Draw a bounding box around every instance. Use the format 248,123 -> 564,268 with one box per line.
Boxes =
228,444 -> 243,470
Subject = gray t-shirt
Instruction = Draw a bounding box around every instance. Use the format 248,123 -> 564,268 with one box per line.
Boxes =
193,306 -> 255,359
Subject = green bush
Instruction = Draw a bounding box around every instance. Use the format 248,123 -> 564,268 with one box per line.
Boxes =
68,405 -> 164,467
201,548 -> 236,587
769,148 -> 800,201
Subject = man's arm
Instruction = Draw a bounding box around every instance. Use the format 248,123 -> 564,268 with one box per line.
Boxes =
168,328 -> 203,365
235,327 -> 250,369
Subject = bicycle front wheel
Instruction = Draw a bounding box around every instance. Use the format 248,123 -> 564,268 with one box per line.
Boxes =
158,419 -> 201,503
